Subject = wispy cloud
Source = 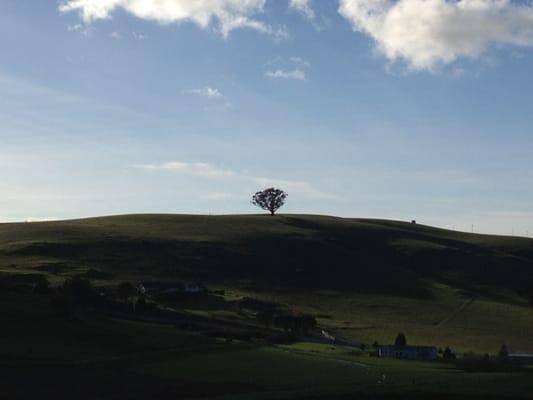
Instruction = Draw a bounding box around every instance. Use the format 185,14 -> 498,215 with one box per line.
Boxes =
254,177 -> 337,199
134,161 -> 234,178
265,69 -> 306,80
132,160 -> 336,200
58,0 -> 287,39
339,0 -> 533,71
110,31 -> 121,39
182,87 -> 224,99
289,56 -> 311,68
289,0 -> 316,21
264,56 -> 310,80
67,23 -> 92,36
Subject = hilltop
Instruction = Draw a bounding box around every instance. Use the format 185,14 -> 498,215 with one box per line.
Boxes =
1,213 -> 532,299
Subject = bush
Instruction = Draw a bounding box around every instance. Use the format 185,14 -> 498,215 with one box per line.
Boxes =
273,313 -> 317,334
117,281 -> 137,300
60,277 -> 97,305
443,346 -> 456,359
395,332 -> 407,346
56,277 -> 108,311
499,344 -> 509,359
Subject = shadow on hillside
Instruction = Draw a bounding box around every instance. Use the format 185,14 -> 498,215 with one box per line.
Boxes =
7,215 -> 533,301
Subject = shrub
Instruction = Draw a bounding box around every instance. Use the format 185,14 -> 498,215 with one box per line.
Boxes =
443,346 -> 456,359
394,332 -> 407,346
117,281 -> 137,300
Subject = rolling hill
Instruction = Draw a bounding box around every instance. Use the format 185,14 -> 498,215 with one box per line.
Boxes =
1,214 -> 532,299
2,214 -> 533,399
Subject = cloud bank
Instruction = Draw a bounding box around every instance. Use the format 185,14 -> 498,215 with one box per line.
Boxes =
339,0 -> 533,70
59,0 -> 285,38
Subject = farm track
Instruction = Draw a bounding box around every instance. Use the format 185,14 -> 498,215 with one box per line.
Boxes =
435,297 -> 476,327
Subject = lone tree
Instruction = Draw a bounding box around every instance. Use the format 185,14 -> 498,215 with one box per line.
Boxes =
499,344 -> 509,359
252,187 -> 287,215
395,332 -> 407,346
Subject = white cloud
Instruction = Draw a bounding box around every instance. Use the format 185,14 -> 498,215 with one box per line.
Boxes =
67,23 -> 83,32
58,0 -> 286,38
182,87 -> 224,99
289,56 -> 311,68
67,23 -> 92,36
339,0 -> 533,71
110,31 -> 121,39
134,161 -> 234,178
289,0 -> 315,21
254,177 -> 337,199
265,69 -> 306,80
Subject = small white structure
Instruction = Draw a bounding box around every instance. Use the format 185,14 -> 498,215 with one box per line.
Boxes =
508,353 -> 533,364
378,345 -> 438,361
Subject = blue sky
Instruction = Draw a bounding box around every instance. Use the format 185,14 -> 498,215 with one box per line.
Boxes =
1,0 -> 533,235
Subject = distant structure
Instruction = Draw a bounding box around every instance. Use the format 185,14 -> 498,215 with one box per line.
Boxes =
377,345 -> 438,361
508,352 -> 533,365
184,282 -> 207,294
411,220 -> 416,224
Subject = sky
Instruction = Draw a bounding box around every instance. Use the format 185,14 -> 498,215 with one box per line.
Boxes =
1,0 -> 533,235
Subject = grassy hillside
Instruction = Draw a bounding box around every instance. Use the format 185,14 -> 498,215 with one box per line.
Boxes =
1,213 -> 532,297
1,214 -> 533,399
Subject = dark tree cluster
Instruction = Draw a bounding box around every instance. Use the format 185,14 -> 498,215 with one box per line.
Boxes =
395,332 -> 407,346
51,277 -> 103,319
256,310 -> 316,334
443,346 -> 457,359
252,188 -> 287,215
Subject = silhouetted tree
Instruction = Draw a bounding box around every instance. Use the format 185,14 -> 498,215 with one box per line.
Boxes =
252,188 -> 287,215
395,332 -> 407,346
117,282 -> 137,301
443,346 -> 456,359
60,277 -> 97,306
499,344 -> 509,359
273,313 -> 317,334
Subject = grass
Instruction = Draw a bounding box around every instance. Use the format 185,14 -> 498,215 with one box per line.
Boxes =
1,213 -> 533,398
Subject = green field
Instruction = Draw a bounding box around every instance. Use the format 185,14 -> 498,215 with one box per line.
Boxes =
1,214 -> 533,399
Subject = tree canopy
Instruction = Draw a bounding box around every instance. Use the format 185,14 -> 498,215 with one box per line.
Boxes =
252,187 -> 287,215
395,332 -> 407,346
